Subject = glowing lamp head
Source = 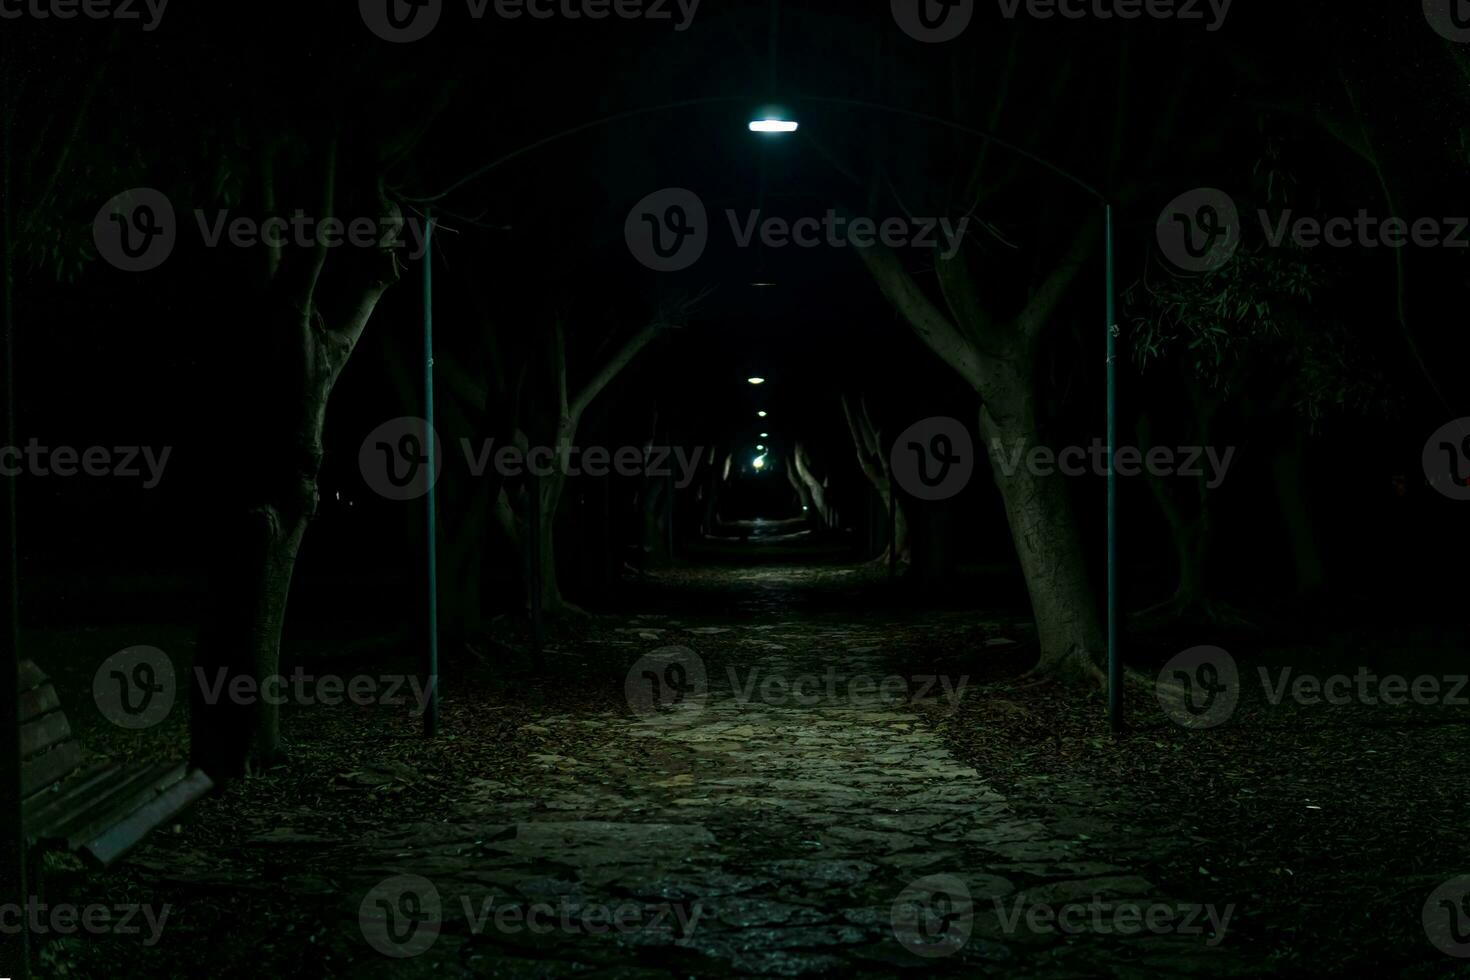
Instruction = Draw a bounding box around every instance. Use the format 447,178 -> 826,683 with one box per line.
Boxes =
747,377 -> 765,385
752,455 -> 766,470
757,411 -> 768,418
748,118 -> 798,134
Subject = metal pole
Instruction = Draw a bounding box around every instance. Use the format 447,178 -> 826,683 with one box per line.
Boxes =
422,212 -> 440,738
0,62 -> 31,979
1106,203 -> 1121,731
527,470 -> 544,658
887,484 -> 897,580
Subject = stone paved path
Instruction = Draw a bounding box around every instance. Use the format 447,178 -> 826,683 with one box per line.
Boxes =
331,567 -> 1251,977
119,564 -> 1251,977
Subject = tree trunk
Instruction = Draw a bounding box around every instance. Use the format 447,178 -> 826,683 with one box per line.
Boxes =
194,354 -> 339,778
1273,432 -> 1324,595
794,443 -> 835,529
190,144 -> 401,778
906,504 -> 951,590
840,393 -> 910,562
886,494 -> 910,563
535,463 -> 572,614
193,491 -> 312,776
857,220 -> 1103,683
1137,411 -> 1215,619
979,368 -> 1105,684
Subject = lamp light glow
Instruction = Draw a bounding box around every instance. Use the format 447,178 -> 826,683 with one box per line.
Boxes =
748,119 -> 798,133
747,377 -> 765,385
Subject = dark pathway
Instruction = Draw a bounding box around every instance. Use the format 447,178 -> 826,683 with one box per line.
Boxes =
88,546 -> 1251,977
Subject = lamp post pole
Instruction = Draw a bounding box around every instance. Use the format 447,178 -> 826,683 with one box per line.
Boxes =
422,211 -> 440,738
0,63 -> 30,980
1106,204 -> 1121,731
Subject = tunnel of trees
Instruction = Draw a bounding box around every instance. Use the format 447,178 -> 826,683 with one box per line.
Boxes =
1,2 -> 1468,976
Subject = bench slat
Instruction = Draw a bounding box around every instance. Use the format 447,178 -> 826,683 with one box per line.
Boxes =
19,710 -> 71,757
23,763 -> 124,839
19,683 -> 61,725
15,659 -> 209,869
17,659 -> 47,694
82,768 -> 214,868
21,741 -> 83,798
46,762 -> 184,849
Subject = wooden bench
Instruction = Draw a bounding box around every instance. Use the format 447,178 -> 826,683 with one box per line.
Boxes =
17,658 -> 212,869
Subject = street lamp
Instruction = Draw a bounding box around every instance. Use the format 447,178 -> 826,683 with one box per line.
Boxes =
748,118 -> 798,133
747,377 -> 765,385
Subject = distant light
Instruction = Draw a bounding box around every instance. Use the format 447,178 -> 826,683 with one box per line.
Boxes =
752,456 -> 766,470
760,432 -> 769,438
756,444 -> 765,451
747,377 -> 765,385
757,411 -> 768,418
750,281 -> 776,287
802,505 -> 808,511
749,119 -> 798,133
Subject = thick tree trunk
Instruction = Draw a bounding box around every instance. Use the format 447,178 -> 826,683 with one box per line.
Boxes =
193,492 -> 312,776
190,145 -> 401,779
535,462 -> 572,614
979,368 -> 1105,684
193,356 -> 338,777
1273,434 -> 1324,595
858,220 -> 1103,683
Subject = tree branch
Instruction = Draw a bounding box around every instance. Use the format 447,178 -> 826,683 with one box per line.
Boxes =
1015,214 -> 1100,343
857,242 -> 984,390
